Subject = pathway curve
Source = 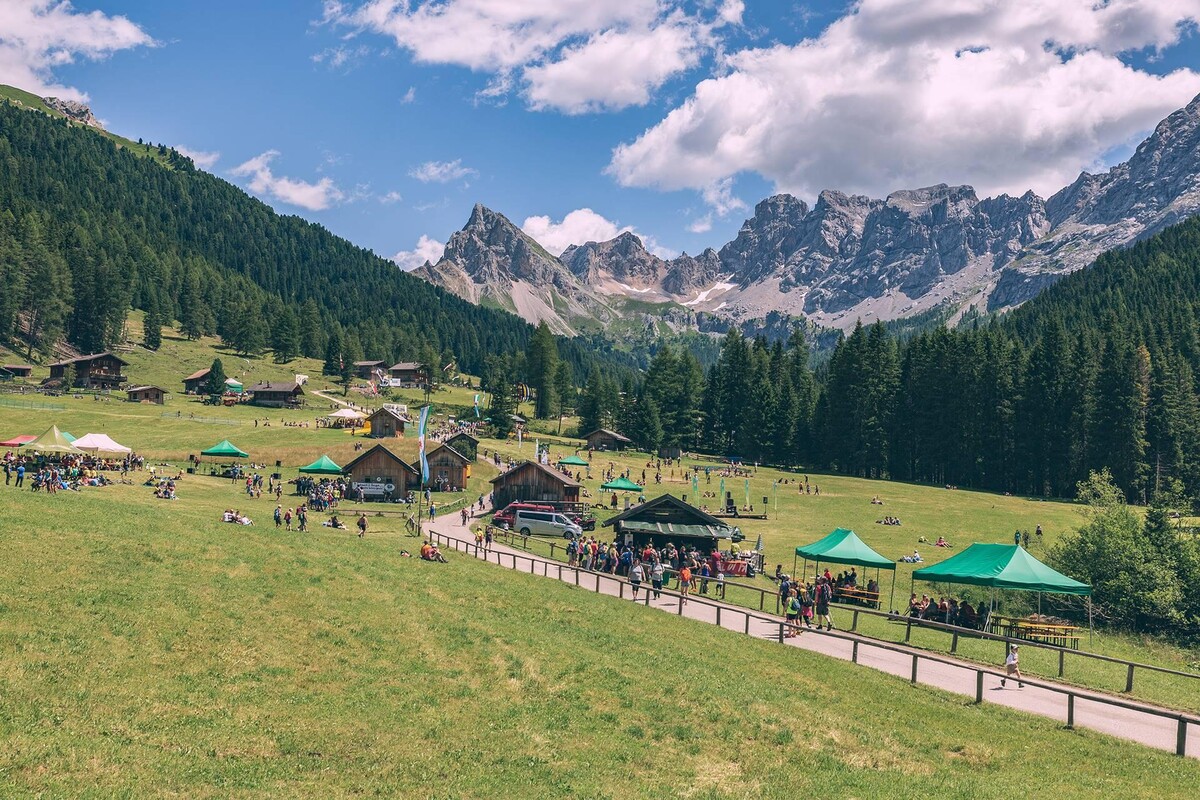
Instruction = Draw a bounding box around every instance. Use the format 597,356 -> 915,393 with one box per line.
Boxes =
424,514 -> 1199,759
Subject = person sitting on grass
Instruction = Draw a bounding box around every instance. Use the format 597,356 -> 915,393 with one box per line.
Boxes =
324,515 -> 347,529
935,535 -> 952,547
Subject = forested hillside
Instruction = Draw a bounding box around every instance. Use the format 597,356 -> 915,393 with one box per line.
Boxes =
602,216 -> 1200,506
0,99 -> 625,379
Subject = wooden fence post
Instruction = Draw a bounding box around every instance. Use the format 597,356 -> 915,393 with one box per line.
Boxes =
1058,649 -> 1065,678
851,610 -> 859,632
619,582 -> 625,599
1178,719 -> 1188,757
950,632 -> 959,653
744,613 -> 750,634
1126,664 -> 1135,693
910,654 -> 918,683
1066,694 -> 1075,729
975,671 -> 984,703
778,622 -> 785,643
716,607 -> 722,628
905,619 -> 912,642
852,641 -> 859,664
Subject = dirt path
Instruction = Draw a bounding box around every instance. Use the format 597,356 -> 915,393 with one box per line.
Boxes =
425,513 -> 1199,759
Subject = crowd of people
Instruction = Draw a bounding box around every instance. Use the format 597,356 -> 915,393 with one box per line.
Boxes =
563,536 -> 731,601
907,593 -> 984,629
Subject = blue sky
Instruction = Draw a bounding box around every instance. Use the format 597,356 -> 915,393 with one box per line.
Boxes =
5,1 -> 1200,267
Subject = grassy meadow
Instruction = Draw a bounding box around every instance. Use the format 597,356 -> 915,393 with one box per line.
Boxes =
2,466 -> 1200,796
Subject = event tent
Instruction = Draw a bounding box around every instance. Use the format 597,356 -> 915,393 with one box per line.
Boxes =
912,543 -> 1093,639
558,455 -> 588,467
26,426 -> 83,454
327,408 -> 364,419
299,455 -> 343,474
912,543 -> 1091,595
794,528 -> 895,570
72,432 -> 132,456
201,439 -> 249,458
601,476 -> 642,491
224,378 -> 244,394
794,528 -> 896,611
0,434 -> 36,448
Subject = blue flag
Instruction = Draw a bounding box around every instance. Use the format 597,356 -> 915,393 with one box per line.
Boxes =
417,405 -> 431,483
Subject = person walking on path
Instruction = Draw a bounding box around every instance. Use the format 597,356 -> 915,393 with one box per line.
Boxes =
799,586 -> 814,628
274,505 -> 282,528
650,560 -> 664,599
461,508 -> 469,526
785,589 -> 803,638
484,526 -> 493,553
815,578 -> 834,631
629,559 -> 644,599
1000,644 -> 1024,688
679,565 -> 692,605
357,513 -> 368,539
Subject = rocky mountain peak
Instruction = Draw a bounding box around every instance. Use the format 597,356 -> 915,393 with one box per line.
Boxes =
43,96 -> 102,128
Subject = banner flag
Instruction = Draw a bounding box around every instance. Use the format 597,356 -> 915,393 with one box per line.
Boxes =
473,394 -> 480,418
417,405 -> 431,483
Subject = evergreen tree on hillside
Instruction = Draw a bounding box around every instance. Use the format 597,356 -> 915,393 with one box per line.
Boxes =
526,321 -> 559,419
143,292 -> 163,350
323,328 -> 344,376
627,386 -> 663,453
177,267 -> 205,340
204,358 -> 227,396
553,361 -> 574,435
271,304 -> 300,363
19,215 -> 73,359
577,370 -> 606,435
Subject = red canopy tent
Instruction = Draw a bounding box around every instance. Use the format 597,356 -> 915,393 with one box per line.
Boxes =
0,434 -> 36,447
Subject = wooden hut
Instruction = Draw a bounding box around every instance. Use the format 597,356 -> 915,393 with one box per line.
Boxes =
2,364 -> 33,379
248,381 -> 305,408
489,460 -> 581,510
444,432 -> 479,461
426,443 -> 471,491
602,493 -> 732,551
341,444 -> 419,502
388,361 -> 429,388
182,368 -> 211,394
48,352 -> 128,389
353,360 -> 386,379
367,406 -> 407,438
126,385 -> 166,404
584,428 -> 631,452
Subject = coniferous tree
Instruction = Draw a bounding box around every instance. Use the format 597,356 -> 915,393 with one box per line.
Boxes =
143,293 -> 163,350
204,358 -> 227,396
526,321 -> 559,419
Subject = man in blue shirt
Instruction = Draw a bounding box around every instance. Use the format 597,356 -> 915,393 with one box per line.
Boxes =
15,463 -> 25,488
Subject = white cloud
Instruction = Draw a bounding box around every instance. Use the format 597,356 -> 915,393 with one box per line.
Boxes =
701,177 -> 745,216
231,150 -> 345,211
687,214 -> 713,234
400,85 -> 415,103
312,43 -> 372,70
175,145 -> 219,170
609,0 -> 1200,201
409,158 -> 477,183
325,0 -> 737,113
0,0 -> 155,100
379,190 -> 403,204
520,207 -> 675,259
392,234 -> 445,270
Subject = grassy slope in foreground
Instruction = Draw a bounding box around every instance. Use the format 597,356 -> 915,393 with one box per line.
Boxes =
0,482 -> 1198,797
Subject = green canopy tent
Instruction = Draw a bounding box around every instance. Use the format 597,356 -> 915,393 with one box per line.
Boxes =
794,528 -> 897,611
26,425 -> 83,455
298,455 -> 343,475
200,439 -> 249,458
912,543 -> 1093,639
558,455 -> 589,467
600,476 -> 642,492
60,431 -> 77,443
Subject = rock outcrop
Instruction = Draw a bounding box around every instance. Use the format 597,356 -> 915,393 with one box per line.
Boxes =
43,97 -> 102,128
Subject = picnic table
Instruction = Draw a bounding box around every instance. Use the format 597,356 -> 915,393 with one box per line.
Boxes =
989,614 -> 1081,649
834,585 -> 881,609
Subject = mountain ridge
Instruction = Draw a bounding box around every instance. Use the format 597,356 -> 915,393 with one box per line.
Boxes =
415,91 -> 1200,333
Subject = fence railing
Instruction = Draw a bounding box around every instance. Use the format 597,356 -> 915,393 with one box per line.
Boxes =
434,526 -> 1198,757
0,396 -> 64,410
482,525 -> 1200,703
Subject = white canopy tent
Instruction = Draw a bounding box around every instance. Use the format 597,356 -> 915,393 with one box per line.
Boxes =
327,408 -> 365,420
72,432 -> 132,456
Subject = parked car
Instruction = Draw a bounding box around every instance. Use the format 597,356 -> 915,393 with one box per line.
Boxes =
493,501 -> 556,529
513,509 -> 582,539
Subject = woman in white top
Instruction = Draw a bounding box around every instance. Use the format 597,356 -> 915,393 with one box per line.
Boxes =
628,560 -> 644,599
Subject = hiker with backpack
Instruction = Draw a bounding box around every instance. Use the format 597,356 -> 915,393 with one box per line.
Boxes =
815,577 -> 834,630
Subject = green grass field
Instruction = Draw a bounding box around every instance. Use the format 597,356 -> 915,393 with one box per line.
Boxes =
2,474 -> 1199,796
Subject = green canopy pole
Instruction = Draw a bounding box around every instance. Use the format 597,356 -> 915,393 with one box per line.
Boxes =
887,568 -> 895,613
792,552 -> 797,579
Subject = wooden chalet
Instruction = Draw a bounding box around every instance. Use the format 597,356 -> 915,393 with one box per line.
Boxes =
248,381 -> 305,408
444,432 -> 479,461
602,493 -> 734,551
353,360 -> 386,379
126,385 -> 166,404
367,406 -> 407,438
387,361 -> 429,388
490,460 -> 581,510
342,444 -> 419,501
48,352 -> 128,389
182,368 -> 211,394
2,364 -> 33,379
584,428 -> 631,452
426,443 -> 471,491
